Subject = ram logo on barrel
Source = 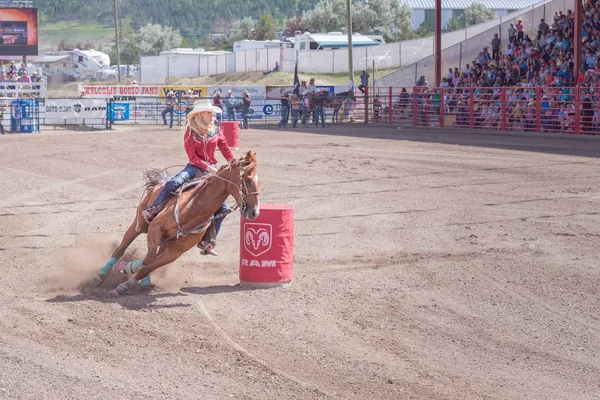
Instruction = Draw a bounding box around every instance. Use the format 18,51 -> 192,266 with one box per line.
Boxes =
243,223 -> 272,257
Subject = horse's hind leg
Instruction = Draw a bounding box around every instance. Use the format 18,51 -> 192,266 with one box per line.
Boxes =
92,216 -> 146,286
108,245 -> 188,296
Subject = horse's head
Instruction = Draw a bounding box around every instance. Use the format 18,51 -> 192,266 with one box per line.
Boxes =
348,90 -> 357,101
227,151 -> 260,220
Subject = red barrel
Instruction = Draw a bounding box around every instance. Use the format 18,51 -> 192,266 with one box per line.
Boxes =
220,121 -> 240,149
240,204 -> 294,288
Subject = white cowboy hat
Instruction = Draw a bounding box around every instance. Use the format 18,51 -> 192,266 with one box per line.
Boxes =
188,99 -> 222,117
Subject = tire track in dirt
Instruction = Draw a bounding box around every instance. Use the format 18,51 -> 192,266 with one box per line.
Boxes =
195,299 -> 334,398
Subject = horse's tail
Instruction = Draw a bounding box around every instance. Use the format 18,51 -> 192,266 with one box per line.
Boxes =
143,169 -> 167,189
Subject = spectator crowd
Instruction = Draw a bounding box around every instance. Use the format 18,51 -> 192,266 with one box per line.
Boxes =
399,2 -> 600,134
0,60 -> 44,97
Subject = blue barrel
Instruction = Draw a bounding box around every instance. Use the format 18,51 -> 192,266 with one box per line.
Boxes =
10,99 -> 39,133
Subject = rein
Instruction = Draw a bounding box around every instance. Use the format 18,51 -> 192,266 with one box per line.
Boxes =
162,164 -> 259,244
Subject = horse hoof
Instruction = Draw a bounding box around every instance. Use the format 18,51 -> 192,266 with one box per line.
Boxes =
114,261 -> 128,274
108,289 -> 121,297
91,275 -> 104,287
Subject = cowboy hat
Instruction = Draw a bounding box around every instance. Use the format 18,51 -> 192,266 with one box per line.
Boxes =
187,99 -> 222,117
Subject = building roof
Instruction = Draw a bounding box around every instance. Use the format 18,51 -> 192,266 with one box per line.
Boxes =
30,55 -> 70,64
405,0 -> 540,9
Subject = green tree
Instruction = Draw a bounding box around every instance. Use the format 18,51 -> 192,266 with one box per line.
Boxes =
230,17 -> 257,41
464,2 -> 495,26
413,21 -> 432,38
443,14 -> 465,32
301,0 -> 412,41
134,23 -> 183,56
254,13 -> 278,40
301,0 -> 347,33
285,15 -> 304,36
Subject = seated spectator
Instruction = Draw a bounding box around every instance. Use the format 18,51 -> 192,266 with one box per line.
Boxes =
263,61 -> 280,75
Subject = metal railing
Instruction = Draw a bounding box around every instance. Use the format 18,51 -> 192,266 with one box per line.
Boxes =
362,86 -> 598,135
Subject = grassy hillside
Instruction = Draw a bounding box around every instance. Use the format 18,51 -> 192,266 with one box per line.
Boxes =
36,0 -> 321,47
38,21 -> 115,52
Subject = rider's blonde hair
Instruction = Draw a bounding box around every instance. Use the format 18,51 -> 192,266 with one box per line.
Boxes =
187,111 -> 213,138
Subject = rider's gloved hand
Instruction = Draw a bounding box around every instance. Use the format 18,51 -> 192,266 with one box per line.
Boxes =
205,165 -> 218,174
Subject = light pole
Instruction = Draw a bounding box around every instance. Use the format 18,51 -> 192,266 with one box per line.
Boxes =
114,0 -> 121,82
346,0 -> 354,87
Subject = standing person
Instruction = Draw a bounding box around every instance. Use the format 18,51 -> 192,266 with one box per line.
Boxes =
0,105 -> 5,134
537,18 -> 549,40
358,69 -> 370,94
142,99 -> 235,256
312,89 -> 326,128
184,89 -> 197,116
307,77 -> 317,93
224,90 -> 237,121
516,19 -> 525,43
491,34 -> 501,60
290,93 -> 301,128
508,23 -> 517,44
212,89 -> 223,121
161,91 -> 177,129
241,89 -> 252,129
278,90 -> 290,128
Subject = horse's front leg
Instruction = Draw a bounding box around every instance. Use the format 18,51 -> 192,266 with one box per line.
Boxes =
92,215 -> 147,286
109,236 -> 197,296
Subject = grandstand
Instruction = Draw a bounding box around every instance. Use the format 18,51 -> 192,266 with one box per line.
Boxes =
368,0 -> 599,135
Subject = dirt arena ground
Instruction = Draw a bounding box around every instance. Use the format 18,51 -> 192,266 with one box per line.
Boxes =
1,123 -> 599,400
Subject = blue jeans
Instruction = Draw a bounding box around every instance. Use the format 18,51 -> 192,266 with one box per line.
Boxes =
226,108 -> 236,121
162,107 -> 174,128
301,105 -> 309,127
291,109 -> 299,127
314,106 -> 325,127
149,164 -> 202,211
149,164 -> 229,236
278,106 -> 289,127
242,108 -> 250,129
214,201 -> 229,235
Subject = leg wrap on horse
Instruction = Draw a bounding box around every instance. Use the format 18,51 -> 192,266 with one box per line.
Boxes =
124,260 -> 144,275
100,257 -> 117,276
115,276 -> 140,295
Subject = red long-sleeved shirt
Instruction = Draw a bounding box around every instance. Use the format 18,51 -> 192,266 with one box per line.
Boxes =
184,127 -> 235,170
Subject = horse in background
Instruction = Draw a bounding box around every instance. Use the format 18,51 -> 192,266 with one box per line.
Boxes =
92,151 -> 261,296
323,90 -> 356,123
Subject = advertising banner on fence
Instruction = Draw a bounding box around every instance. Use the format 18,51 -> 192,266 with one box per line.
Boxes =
79,85 -> 160,98
44,99 -> 107,125
158,85 -> 208,100
208,86 -> 268,120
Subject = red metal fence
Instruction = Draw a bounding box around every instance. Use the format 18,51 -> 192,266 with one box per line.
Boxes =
363,86 -> 599,135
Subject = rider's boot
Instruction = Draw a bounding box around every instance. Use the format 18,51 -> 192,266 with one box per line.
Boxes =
142,208 -> 157,224
200,243 -> 219,256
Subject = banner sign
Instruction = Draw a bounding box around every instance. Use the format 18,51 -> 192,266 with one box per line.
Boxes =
158,85 -> 208,100
80,85 -> 160,98
44,99 -> 107,120
209,86 -> 267,119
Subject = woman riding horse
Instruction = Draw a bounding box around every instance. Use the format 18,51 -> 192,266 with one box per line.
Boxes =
91,100 -> 261,294
143,99 -> 236,255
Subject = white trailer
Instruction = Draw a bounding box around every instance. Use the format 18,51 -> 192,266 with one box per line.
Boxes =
233,40 -> 289,52
293,32 -> 381,51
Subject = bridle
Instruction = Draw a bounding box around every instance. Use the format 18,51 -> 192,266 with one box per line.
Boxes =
211,162 -> 259,214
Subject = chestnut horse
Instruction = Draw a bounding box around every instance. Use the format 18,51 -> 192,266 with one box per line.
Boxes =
93,151 -> 260,295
